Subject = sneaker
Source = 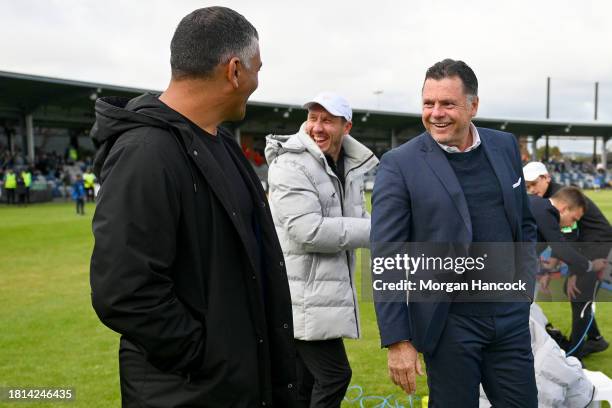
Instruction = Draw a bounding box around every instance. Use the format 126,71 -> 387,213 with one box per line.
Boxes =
582,336 -> 609,355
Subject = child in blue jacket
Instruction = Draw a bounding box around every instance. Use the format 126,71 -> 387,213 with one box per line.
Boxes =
72,174 -> 86,215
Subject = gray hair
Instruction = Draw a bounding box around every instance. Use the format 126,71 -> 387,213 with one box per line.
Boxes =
170,7 -> 259,79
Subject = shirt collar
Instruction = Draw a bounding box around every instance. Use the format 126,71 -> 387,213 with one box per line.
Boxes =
435,123 -> 481,154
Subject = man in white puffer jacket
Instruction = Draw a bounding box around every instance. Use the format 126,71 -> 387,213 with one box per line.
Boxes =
266,92 -> 378,408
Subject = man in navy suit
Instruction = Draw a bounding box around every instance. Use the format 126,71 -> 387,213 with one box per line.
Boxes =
371,59 -> 538,407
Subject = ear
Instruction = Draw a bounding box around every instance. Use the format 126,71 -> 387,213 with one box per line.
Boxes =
226,57 -> 241,89
470,95 -> 479,118
343,121 -> 353,135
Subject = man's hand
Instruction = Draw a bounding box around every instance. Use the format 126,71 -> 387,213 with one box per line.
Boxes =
566,274 -> 581,300
538,273 -> 551,294
541,257 -> 559,270
387,341 -> 423,394
591,258 -> 608,278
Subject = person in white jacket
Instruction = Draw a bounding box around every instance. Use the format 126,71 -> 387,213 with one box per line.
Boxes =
265,92 -> 378,408
479,304 -> 595,408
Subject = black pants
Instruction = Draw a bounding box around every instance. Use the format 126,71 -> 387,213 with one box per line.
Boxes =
76,199 -> 84,215
86,187 -> 95,202
568,272 -> 601,356
424,305 -> 537,408
5,188 -> 15,204
294,338 -> 352,408
119,337 -> 260,408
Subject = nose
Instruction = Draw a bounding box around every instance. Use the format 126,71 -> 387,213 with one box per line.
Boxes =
312,119 -> 323,133
431,103 -> 445,118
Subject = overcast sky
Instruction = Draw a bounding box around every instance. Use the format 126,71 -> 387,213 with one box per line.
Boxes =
2,0 -> 612,151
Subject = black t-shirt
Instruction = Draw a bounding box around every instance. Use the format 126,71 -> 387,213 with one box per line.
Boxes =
325,148 -> 345,191
182,120 -> 262,284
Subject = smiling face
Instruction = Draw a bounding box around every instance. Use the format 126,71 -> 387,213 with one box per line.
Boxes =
305,104 -> 352,161
422,76 -> 479,150
227,45 -> 262,121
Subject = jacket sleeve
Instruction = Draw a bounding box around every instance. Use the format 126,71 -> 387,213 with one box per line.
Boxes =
90,134 -> 205,373
531,201 -> 590,275
370,152 -> 412,347
268,159 -> 370,252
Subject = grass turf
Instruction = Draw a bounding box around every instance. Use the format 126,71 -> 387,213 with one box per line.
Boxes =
0,192 -> 611,407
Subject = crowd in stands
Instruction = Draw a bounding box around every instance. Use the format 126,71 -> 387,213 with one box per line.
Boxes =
541,158 -> 611,190
0,144 -> 97,203
5,143 -> 612,201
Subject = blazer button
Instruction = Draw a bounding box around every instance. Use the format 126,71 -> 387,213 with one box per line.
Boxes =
260,201 -> 266,208
258,338 -> 264,344
287,383 -> 293,389
193,150 -> 198,156
252,275 -> 257,280
279,261 -> 284,267
283,323 -> 289,329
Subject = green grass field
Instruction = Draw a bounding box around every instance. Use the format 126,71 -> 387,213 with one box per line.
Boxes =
1,192 -> 611,407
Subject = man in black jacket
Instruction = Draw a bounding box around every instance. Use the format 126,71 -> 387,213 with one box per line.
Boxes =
529,186 -> 607,286
524,161 -> 611,358
90,7 -> 296,407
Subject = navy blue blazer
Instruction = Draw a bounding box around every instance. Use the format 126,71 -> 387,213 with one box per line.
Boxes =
370,128 -> 538,354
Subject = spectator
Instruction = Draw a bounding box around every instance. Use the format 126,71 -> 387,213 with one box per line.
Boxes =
83,168 -> 96,202
72,174 -> 86,215
21,167 -> 32,204
266,92 -> 378,407
524,161 -> 612,359
528,186 -> 607,300
3,168 -> 16,204
15,170 -> 26,206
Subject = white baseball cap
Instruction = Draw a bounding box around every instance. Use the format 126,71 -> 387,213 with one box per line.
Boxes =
523,161 -> 549,182
303,92 -> 352,122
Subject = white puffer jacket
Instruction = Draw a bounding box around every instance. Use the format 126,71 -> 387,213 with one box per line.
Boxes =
265,123 -> 378,340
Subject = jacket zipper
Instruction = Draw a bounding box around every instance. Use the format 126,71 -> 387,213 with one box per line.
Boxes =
344,153 -> 375,180
334,168 -> 361,339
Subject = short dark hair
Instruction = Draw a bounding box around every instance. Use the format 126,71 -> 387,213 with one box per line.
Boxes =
424,59 -> 478,97
552,186 -> 588,211
170,7 -> 258,80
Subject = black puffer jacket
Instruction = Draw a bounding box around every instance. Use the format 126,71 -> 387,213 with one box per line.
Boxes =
90,93 -> 296,407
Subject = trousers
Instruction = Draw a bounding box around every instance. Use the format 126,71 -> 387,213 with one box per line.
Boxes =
424,305 -> 537,407
294,338 -> 352,408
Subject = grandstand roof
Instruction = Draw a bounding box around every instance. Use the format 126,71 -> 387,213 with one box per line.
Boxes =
1,70 -> 611,141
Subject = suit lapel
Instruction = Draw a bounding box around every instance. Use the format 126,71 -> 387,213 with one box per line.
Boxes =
422,135 -> 473,237
479,132 -> 519,239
